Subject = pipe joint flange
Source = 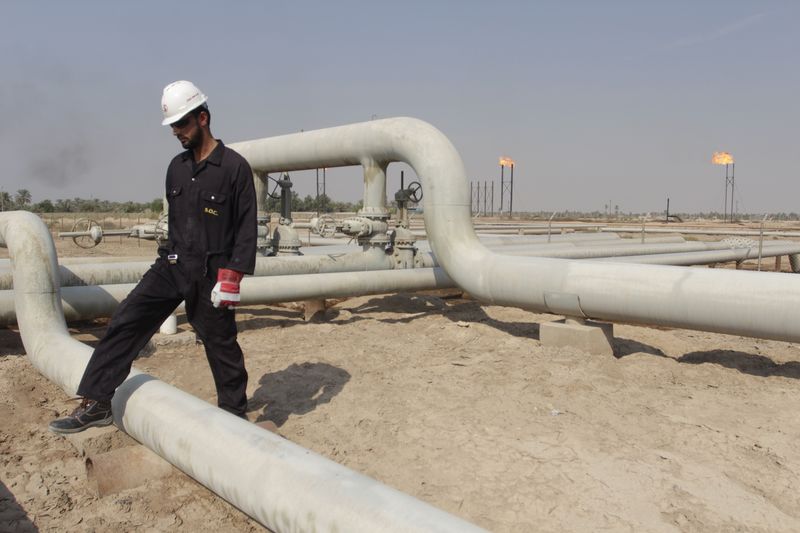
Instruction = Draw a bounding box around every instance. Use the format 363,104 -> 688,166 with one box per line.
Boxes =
392,226 -> 417,249
271,224 -> 302,256
357,233 -> 391,246
357,206 -> 390,219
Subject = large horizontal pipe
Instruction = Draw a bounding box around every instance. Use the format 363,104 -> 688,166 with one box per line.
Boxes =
231,117 -> 800,342
0,210 -> 484,532
475,222 -> 604,228
0,247 -> 427,290
501,239 -> 800,259
241,267 -> 454,304
603,226 -> 800,238
0,261 -> 157,290
496,237 -> 684,254
597,242 -> 800,267
474,232 -> 621,245
251,246 -> 400,276
292,234 -> 629,256
0,266 -> 454,325
0,283 -> 142,324
0,256 -> 156,266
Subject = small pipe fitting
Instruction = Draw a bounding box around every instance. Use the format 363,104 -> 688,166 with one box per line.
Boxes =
340,217 -> 388,239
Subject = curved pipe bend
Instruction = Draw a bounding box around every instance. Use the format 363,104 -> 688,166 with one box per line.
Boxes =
232,117 -> 800,342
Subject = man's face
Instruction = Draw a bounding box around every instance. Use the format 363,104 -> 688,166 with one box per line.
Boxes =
170,112 -> 202,150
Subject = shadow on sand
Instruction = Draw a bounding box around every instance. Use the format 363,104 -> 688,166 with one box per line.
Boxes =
678,350 -> 800,379
248,362 -> 351,426
0,480 -> 38,533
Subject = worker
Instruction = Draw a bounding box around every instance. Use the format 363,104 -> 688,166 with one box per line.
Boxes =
49,80 -> 257,433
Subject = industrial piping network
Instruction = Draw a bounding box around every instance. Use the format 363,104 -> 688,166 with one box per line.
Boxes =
230,117 -> 800,342
6,117 -> 800,531
3,237 -> 800,325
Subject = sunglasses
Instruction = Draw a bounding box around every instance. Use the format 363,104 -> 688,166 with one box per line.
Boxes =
170,115 -> 192,129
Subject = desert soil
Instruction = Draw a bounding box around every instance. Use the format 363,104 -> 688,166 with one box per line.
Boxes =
2,225 -> 800,532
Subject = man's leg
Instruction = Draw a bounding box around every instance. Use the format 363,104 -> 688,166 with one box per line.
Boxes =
51,261 -> 182,434
188,278 -> 248,417
78,260 -> 183,400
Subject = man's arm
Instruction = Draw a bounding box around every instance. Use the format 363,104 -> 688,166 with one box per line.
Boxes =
157,168 -> 174,259
226,157 -> 257,275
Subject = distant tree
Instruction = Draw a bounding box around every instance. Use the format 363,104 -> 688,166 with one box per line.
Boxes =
54,198 -> 73,212
149,198 -> 164,213
298,194 -> 315,212
315,193 -> 332,213
34,199 -> 55,213
0,191 -> 11,211
15,189 -> 32,207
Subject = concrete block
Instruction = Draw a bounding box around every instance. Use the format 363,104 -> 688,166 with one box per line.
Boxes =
303,299 -> 327,321
540,319 -> 614,356
151,330 -> 198,348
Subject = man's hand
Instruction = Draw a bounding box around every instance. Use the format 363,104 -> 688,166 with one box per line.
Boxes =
211,268 -> 244,308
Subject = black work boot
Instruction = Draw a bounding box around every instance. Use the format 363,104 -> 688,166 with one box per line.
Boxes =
49,398 -> 113,434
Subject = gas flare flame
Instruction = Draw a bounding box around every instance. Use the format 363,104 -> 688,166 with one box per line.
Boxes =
499,156 -> 515,167
711,151 -> 734,165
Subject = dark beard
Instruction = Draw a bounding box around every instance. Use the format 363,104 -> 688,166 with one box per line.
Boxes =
180,128 -> 202,150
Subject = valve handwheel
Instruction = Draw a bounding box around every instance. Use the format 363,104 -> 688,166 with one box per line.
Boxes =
407,181 -> 423,203
71,218 -> 102,248
265,174 -> 283,200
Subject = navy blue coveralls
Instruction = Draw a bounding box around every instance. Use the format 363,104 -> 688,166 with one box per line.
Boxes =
77,141 -> 257,416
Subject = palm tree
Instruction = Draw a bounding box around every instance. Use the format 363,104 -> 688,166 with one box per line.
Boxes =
15,189 -> 32,207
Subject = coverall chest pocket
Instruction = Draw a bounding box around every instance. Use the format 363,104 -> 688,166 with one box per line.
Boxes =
167,186 -> 182,209
201,189 -> 227,219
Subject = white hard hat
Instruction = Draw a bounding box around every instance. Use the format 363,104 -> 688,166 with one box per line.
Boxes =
161,80 -> 208,126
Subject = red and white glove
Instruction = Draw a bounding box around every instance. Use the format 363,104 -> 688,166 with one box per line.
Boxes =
211,268 -> 244,308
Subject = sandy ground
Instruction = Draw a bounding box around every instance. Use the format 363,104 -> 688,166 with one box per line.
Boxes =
2,224 -> 800,532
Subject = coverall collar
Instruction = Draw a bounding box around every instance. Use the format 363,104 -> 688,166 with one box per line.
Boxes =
180,139 -> 225,167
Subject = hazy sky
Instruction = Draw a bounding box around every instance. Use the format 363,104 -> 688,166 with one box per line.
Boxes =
1,1 -> 798,214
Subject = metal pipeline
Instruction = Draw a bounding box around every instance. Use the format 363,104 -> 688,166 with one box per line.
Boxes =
5,237 -> 797,325
409,237 -> 684,256
252,245 -> 395,276
474,232 -> 622,246
240,267 -> 454,303
597,241 -> 800,266
500,239 -> 780,259
0,261 -> 157,290
230,117 -> 800,342
0,247 -> 407,290
0,210 -> 484,532
603,226 -> 800,238
0,265 -> 449,325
